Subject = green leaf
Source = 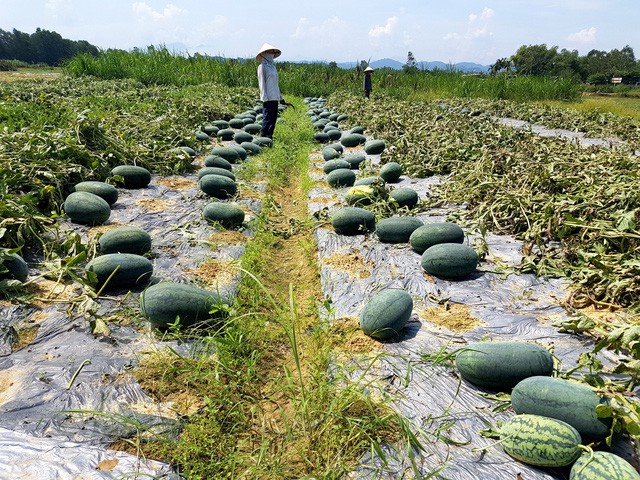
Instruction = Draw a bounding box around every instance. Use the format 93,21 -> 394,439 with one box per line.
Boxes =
616,211 -> 636,231
595,404 -> 613,418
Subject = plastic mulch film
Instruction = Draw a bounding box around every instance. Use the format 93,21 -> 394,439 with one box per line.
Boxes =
309,141 -> 635,479
0,152 -> 263,479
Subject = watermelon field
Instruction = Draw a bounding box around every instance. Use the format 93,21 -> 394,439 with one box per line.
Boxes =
1,58 -> 640,479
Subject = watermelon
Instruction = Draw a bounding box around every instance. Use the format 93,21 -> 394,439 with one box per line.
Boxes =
234,131 -> 253,144
327,143 -> 344,154
212,120 -> 229,129
500,414 -> 582,467
360,289 -> 413,340
350,126 -> 364,134
228,118 -> 245,129
375,217 -> 424,243
198,167 -> 236,181
421,243 -> 478,278
314,132 -> 330,143
74,181 -> 118,206
195,131 -> 210,142
327,169 -> 356,188
337,114 -> 348,122
204,155 -> 233,170
111,165 -> 151,189
203,202 -> 245,229
365,140 -> 386,155
199,174 -> 237,199
202,124 -> 218,135
389,188 -> 419,209
241,142 -> 262,155
323,160 -> 351,174
570,451 -> 640,480
410,223 -> 465,254
455,341 -> 554,390
1,253 -> 28,282
322,147 -> 340,161
344,154 -> 366,170
354,176 -> 385,187
231,145 -> 247,161
64,191 -> 111,226
98,226 -> 152,255
326,129 -> 342,141
253,137 -> 273,148
217,129 -> 235,141
86,253 -> 153,291
345,185 -> 376,206
140,282 -> 230,330
341,133 -> 366,148
331,207 -> 376,235
244,123 -> 262,135
511,376 -> 612,441
169,146 -> 196,157
380,162 -> 402,183
210,147 -> 240,163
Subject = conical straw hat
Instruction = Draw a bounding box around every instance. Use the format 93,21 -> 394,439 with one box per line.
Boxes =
364,66 -> 374,72
256,43 -> 282,61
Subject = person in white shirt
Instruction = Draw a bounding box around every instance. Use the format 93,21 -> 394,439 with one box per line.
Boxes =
256,43 -> 286,139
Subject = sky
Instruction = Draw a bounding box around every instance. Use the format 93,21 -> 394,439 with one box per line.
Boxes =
1,0 -> 638,65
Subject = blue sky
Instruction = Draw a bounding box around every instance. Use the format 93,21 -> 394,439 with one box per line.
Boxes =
1,1 -> 638,64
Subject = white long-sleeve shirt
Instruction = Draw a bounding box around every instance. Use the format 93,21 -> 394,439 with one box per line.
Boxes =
257,61 -> 282,102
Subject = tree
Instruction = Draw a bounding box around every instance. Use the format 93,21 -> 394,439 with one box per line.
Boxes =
510,44 -> 558,76
489,57 -> 512,75
403,51 -> 418,73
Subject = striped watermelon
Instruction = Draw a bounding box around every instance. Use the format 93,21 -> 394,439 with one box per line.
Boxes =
500,414 -> 582,467
570,451 -> 640,480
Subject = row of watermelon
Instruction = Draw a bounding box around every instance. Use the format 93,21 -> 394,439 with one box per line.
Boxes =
304,97 -> 639,479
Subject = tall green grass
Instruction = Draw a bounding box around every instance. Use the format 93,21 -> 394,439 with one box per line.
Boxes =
65,48 -> 582,102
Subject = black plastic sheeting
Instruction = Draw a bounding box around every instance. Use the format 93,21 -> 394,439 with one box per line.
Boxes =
0,151 -> 263,479
308,141 -> 636,479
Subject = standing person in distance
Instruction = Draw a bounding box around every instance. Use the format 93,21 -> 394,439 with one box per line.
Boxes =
256,43 -> 286,139
364,66 -> 374,99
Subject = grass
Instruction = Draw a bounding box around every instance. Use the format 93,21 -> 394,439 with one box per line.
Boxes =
126,98 -> 418,479
543,95 -> 640,120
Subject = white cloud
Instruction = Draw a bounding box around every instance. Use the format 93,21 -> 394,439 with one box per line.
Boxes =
291,16 -> 346,39
567,27 -> 597,44
45,0 -> 69,10
369,16 -> 399,39
444,7 -> 494,41
132,3 -> 188,22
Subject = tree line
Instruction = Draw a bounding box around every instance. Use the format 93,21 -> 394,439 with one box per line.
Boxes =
490,44 -> 640,84
0,28 -> 99,67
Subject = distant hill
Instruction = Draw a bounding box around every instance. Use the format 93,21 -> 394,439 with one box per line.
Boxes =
336,57 -> 489,73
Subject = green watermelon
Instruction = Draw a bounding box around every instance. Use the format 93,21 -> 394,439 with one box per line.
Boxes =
364,139 -> 386,155
341,133 -> 366,147
314,132 -> 330,143
217,129 -> 235,141
64,191 -> 111,226
241,142 -> 262,155
74,181 -> 118,206
421,243 -> 478,278
410,223 -> 465,254
212,120 -> 229,129
380,162 -> 402,183
570,451 -> 640,480
344,154 -> 366,170
204,155 -> 233,170
389,188 -> 419,209
140,282 -> 230,330
350,126 -> 364,134
210,147 -> 240,163
98,226 -> 152,255
354,176 -> 385,187
198,167 -> 236,181
360,289 -> 413,340
375,217 -> 424,243
231,145 -> 247,161
345,186 -> 376,206
244,123 -> 262,135
326,169 -> 356,188
331,207 -> 375,235
455,341 -> 554,390
500,414 -> 582,467
111,165 -> 151,189
203,202 -> 245,229
1,253 -> 28,282
234,131 -> 253,144
86,253 -> 153,291
199,174 -> 237,199
253,137 -> 273,148
228,118 -> 245,129
511,376 -> 612,441
195,131 -> 210,141
323,160 -> 351,174
322,147 -> 340,161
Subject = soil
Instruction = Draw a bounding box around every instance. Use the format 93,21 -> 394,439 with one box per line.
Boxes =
418,303 -> 486,332
322,252 -> 373,279
155,177 -> 196,191
134,198 -> 175,212
192,260 -> 240,290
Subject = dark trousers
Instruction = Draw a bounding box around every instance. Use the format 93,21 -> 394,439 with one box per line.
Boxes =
364,90 -> 371,98
261,100 -> 279,138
